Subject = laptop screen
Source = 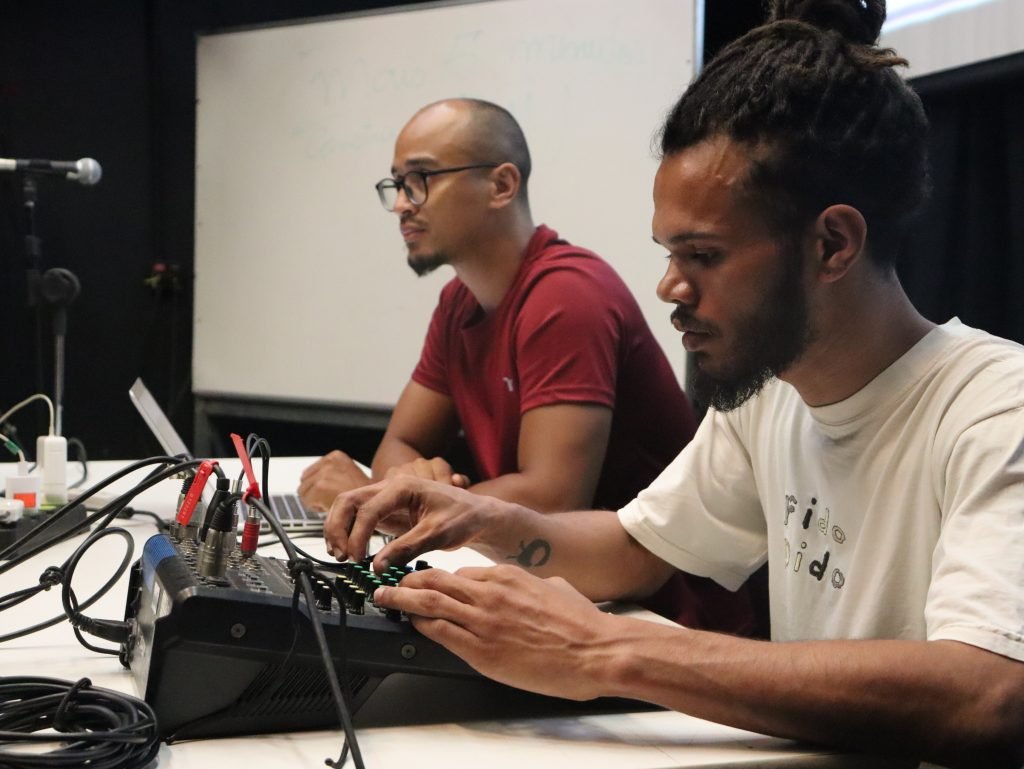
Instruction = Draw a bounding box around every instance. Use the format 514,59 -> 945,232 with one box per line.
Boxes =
129,378 -> 191,457
128,378 -> 320,530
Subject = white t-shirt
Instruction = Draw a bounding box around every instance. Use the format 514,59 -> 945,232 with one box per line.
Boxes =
619,319 -> 1024,662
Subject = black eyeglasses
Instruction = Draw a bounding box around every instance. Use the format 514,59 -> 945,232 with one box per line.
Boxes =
374,164 -> 500,211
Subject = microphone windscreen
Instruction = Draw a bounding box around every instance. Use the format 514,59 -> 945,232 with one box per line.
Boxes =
74,157 -> 102,186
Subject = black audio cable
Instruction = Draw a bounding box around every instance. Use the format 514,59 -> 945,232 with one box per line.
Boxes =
248,494 -> 365,769
3,455 -> 195,566
241,431 -> 355,569
237,432 -> 395,571
114,507 -> 168,532
67,436 -> 88,490
239,433 -> 354,568
60,527 -> 136,654
0,455 -> 198,571
0,458 -> 200,647
0,528 -> 134,648
0,676 -> 159,769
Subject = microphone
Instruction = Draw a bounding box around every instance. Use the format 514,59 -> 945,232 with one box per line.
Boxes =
0,157 -> 102,186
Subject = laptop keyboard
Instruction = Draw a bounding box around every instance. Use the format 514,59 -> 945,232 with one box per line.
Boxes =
263,493 -> 326,533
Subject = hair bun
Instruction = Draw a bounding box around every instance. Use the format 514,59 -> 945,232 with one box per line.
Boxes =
770,0 -> 885,45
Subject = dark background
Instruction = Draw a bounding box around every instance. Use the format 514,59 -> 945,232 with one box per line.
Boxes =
1,0 -> 1022,463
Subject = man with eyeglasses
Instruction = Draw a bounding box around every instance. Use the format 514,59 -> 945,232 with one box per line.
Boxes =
301,97 -> 761,634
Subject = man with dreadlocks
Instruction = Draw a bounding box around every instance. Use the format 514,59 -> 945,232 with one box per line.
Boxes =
323,2 -> 1024,766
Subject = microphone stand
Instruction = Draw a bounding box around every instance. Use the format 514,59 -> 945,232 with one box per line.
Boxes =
40,268 -> 80,436
0,169 -> 91,556
22,175 -> 46,408
21,173 -> 81,437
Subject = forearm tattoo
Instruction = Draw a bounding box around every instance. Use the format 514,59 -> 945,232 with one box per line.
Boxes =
507,538 -> 551,568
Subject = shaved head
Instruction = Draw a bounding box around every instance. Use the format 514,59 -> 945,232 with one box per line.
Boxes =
411,98 -> 532,203
389,98 -> 535,276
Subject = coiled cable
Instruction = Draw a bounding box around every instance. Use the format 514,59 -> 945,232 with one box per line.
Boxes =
0,675 -> 160,769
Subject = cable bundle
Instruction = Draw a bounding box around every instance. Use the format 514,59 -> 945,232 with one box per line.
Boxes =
0,676 -> 160,769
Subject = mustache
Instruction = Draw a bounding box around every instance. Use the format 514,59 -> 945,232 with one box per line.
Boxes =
670,307 -> 716,334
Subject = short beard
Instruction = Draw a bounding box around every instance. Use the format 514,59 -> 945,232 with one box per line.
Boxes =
407,250 -> 448,277
691,362 -> 777,413
688,245 -> 812,412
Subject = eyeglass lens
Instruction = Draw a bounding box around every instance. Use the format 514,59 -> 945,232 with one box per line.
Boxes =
377,171 -> 427,211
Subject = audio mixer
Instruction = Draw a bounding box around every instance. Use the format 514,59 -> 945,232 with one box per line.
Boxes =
122,533 -> 477,739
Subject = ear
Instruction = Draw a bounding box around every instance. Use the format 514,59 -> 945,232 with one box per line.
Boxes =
813,204 -> 867,283
488,162 -> 522,209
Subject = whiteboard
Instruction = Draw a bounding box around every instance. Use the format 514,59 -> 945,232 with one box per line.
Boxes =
881,0 -> 1024,79
193,0 -> 695,408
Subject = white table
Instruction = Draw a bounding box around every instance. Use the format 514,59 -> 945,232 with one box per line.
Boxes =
0,458 -> 907,769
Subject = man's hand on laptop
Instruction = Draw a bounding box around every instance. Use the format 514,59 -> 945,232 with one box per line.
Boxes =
385,457 -> 470,489
298,450 -> 371,512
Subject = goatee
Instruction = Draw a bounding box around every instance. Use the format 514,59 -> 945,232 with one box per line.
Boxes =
407,251 -> 447,277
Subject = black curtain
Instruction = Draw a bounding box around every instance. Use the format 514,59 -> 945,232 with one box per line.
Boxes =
0,2 -> 155,459
900,55 -> 1024,344
0,0 -> 429,459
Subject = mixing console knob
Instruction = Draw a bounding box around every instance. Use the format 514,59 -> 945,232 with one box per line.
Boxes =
314,582 -> 333,611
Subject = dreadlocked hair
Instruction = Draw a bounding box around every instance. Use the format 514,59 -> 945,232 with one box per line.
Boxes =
660,0 -> 930,266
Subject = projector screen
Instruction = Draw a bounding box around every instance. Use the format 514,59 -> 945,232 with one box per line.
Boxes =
193,0 -> 695,408
881,0 -> 1024,78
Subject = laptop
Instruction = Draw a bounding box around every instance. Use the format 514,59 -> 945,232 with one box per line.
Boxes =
129,378 -> 325,534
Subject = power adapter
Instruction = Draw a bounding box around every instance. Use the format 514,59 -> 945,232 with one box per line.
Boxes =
36,434 -> 68,505
4,461 -> 41,511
